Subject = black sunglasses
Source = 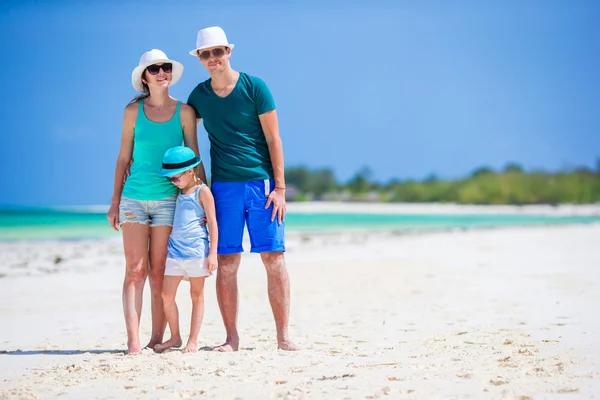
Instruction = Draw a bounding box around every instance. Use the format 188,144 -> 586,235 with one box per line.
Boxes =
146,63 -> 173,75
198,48 -> 226,61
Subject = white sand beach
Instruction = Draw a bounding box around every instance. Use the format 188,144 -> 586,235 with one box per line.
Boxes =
1,211 -> 599,399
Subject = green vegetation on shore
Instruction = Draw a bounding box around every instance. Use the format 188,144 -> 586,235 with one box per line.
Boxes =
285,161 -> 600,204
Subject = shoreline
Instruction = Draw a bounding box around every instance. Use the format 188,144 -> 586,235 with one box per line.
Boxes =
286,201 -> 600,216
4,201 -> 600,216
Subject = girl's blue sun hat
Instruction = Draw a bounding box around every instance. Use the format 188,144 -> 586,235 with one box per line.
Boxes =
159,146 -> 201,177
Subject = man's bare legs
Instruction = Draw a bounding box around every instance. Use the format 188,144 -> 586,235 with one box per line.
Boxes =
215,253 -> 241,352
154,275 -> 183,353
215,251 -> 298,351
184,277 -> 207,353
261,251 -> 299,351
145,225 -> 171,349
121,222 -> 150,354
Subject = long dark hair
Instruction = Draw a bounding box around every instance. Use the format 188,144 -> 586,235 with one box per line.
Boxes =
128,70 -> 150,105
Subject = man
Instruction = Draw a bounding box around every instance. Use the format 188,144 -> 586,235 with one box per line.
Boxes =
186,26 -> 298,351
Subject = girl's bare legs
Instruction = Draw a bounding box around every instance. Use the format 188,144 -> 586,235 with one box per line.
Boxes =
121,222 -> 150,354
154,275 -> 183,352
184,276 -> 207,353
145,225 -> 172,349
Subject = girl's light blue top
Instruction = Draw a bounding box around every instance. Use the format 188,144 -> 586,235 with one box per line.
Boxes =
167,184 -> 209,259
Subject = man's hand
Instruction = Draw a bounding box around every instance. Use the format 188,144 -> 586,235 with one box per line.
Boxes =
265,187 -> 286,224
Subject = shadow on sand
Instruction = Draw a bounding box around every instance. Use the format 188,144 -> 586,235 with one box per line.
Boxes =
0,349 -> 124,356
0,346 -> 255,355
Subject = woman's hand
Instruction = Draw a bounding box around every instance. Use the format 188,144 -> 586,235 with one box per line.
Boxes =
107,203 -> 120,232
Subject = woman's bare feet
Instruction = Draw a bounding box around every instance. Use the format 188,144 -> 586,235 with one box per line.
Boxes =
144,340 -> 162,350
183,341 -> 198,353
153,337 -> 182,353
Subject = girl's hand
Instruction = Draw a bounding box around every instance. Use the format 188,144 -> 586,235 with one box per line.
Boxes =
205,254 -> 218,273
106,204 -> 120,232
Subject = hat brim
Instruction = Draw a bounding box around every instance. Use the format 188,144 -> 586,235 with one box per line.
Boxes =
131,59 -> 184,93
159,158 -> 201,177
189,43 -> 235,56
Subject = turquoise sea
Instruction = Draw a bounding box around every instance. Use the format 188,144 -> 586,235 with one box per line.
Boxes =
1,206 -> 599,241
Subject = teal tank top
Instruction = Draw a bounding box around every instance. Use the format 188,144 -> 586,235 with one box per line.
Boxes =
122,99 -> 184,200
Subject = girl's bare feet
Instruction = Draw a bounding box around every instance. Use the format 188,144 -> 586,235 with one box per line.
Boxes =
154,337 -> 182,353
183,341 -> 198,353
127,340 -> 142,355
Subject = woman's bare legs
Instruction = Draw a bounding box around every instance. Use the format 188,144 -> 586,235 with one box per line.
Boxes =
121,222 -> 150,354
145,225 -> 172,349
154,275 -> 183,352
184,277 -> 206,353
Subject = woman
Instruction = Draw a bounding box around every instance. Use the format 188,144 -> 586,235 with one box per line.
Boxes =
106,49 -> 207,354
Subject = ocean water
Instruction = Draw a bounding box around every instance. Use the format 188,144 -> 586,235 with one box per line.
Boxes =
1,206 -> 599,241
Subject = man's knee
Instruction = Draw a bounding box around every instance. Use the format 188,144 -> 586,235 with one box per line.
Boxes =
218,254 -> 240,274
261,251 -> 285,269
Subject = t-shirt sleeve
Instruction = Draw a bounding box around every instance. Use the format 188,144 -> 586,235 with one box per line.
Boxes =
252,77 -> 276,115
186,87 -> 202,119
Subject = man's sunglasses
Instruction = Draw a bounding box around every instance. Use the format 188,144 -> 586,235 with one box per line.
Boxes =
198,48 -> 226,61
146,63 -> 173,75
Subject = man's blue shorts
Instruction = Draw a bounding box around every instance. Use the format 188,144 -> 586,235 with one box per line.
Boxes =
211,179 -> 285,254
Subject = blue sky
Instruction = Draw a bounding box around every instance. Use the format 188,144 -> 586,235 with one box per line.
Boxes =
1,1 -> 599,206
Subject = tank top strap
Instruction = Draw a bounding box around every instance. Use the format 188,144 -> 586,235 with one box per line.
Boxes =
174,101 -> 182,120
137,98 -> 146,121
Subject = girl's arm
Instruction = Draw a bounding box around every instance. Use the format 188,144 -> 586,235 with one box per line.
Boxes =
181,103 -> 207,183
199,185 -> 218,272
107,104 -> 136,231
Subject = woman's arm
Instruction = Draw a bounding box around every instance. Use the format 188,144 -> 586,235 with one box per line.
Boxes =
106,104 -> 136,231
182,104 -> 207,183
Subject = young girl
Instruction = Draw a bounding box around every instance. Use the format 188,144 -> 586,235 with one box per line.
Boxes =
154,146 -> 218,353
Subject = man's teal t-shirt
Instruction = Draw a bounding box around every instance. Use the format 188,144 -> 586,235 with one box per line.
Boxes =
187,72 -> 276,182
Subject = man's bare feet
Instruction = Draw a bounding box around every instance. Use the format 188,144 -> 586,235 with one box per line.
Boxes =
154,337 -> 182,353
214,340 -> 239,352
183,341 -> 198,353
277,339 -> 299,351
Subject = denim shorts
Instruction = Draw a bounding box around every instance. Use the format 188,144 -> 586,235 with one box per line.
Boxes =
118,195 -> 177,227
212,180 -> 285,254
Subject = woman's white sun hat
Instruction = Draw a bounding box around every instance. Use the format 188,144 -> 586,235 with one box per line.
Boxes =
189,26 -> 235,56
131,49 -> 184,92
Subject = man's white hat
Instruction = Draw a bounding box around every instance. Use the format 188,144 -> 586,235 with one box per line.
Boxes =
189,26 -> 235,56
131,49 -> 184,92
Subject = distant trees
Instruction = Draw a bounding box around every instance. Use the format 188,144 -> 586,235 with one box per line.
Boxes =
284,160 -> 600,204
